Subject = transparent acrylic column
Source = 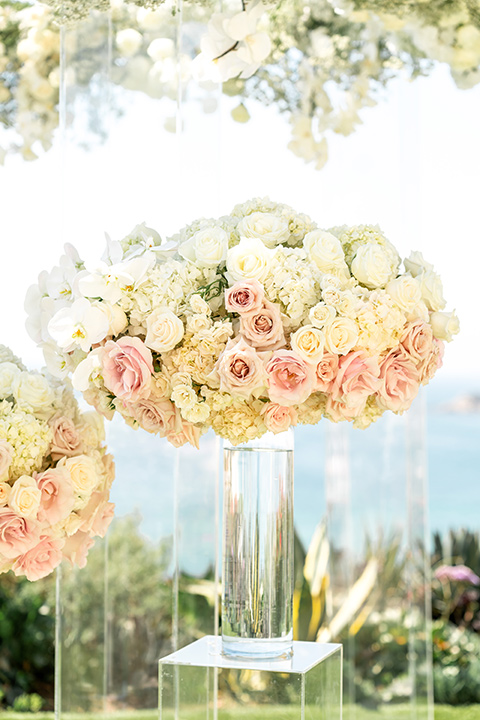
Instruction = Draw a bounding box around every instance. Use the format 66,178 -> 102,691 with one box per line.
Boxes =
222,430 -> 294,659
55,2 -> 225,717
321,393 -> 433,719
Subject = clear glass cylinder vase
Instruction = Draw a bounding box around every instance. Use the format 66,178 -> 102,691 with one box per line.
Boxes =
222,429 -> 294,659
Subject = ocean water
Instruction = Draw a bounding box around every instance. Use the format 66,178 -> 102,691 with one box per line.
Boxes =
106,375 -> 480,576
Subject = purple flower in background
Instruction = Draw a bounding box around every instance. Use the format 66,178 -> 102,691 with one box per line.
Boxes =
434,564 -> 480,585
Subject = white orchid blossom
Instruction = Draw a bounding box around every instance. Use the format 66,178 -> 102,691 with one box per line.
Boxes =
78,253 -> 155,303
72,348 -> 103,392
47,298 -> 110,353
193,2 -> 271,83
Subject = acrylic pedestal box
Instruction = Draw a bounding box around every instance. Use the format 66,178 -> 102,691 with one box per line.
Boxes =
159,636 -> 342,720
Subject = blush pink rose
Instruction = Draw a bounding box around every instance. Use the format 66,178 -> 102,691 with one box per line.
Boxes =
49,415 -> 83,460
325,396 -> 366,423
101,336 -> 153,402
330,351 -> 381,408
0,440 -> 14,477
36,467 -> 75,526
377,346 -> 420,413
418,339 -> 444,385
215,337 -> 267,400
225,280 -> 265,314
125,397 -> 178,436
315,353 -> 339,392
260,403 -> 298,434
0,508 -> 40,559
63,530 -> 95,569
12,535 -> 64,581
78,491 -> 114,538
401,320 -> 434,363
167,420 -> 202,449
239,300 -> 286,351
265,350 -> 315,407
102,453 -> 116,490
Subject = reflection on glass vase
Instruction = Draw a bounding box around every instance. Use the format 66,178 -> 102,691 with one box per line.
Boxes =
222,429 -> 294,659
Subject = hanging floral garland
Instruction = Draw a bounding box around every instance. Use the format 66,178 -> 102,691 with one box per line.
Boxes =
0,0 -> 479,166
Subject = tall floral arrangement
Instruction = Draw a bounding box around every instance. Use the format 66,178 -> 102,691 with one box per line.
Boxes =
0,346 -> 115,581
26,198 -> 459,448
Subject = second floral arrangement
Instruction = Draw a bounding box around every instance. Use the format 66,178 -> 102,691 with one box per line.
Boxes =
26,198 -> 459,447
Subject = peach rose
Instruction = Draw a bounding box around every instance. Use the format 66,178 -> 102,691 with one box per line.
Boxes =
0,440 -> 13,478
377,346 -> 420,413
102,453 -> 116,491
215,337 -> 267,400
260,403 -> 297,434
239,300 -> 285,351
265,350 -> 315,407
325,396 -> 366,423
79,491 -> 114,538
63,530 -> 95,569
330,351 -> 381,408
225,280 -> 265,314
12,535 -> 64,581
126,397 -> 179,436
101,336 -> 153,402
418,339 -> 444,385
167,420 -> 202,449
315,353 -> 339,392
36,467 -> 75,526
49,415 -> 83,460
0,508 -> 40,559
401,320 -> 434,363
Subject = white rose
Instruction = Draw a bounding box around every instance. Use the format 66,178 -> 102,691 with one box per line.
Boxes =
406,301 -> 430,324
187,314 -> 211,334
322,287 -> 342,306
116,28 -> 143,57
179,227 -> 229,268
58,455 -> 99,497
237,212 -> 290,249
324,317 -> 359,355
171,383 -> 197,411
226,237 -> 272,283
290,325 -> 325,364
92,302 -> 128,336
13,371 -> 54,412
145,308 -> 184,353
351,243 -> 399,289
336,291 -> 360,318
304,230 -> 347,273
189,294 -> 211,315
181,402 -> 210,424
386,275 -> 422,312
420,271 -> 446,312
0,362 -> 22,398
404,251 -> 434,278
309,302 -> 336,328
9,476 -> 41,518
430,311 -> 460,342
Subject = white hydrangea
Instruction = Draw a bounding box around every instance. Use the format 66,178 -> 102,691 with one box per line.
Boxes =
263,246 -> 322,328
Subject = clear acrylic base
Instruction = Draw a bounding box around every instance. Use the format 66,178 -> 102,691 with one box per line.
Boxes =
159,635 -> 343,720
